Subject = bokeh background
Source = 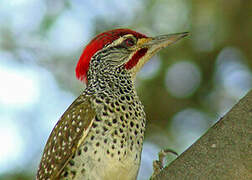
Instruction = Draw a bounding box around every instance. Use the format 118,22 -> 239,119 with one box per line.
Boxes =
0,0 -> 251,179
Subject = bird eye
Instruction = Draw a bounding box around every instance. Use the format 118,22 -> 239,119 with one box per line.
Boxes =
124,38 -> 135,47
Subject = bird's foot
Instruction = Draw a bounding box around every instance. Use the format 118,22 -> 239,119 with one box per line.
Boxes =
150,149 -> 178,180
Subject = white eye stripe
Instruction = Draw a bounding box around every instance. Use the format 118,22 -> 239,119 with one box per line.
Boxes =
105,34 -> 135,48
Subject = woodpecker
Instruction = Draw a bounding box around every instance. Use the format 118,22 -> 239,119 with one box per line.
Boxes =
37,29 -> 188,180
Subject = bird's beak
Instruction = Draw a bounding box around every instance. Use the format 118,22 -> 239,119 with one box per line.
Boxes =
138,32 -> 189,54
129,32 -> 188,79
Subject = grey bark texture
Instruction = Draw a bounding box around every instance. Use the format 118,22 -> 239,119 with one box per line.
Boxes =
153,90 -> 252,180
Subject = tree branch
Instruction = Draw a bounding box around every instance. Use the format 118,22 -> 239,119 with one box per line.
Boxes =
153,90 -> 252,180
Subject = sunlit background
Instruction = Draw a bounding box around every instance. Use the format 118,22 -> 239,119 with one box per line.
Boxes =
0,0 -> 251,179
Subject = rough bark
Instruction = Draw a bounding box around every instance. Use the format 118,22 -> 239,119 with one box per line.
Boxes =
153,90 -> 252,180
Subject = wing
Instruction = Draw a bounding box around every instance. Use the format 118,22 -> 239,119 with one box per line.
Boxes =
36,94 -> 96,180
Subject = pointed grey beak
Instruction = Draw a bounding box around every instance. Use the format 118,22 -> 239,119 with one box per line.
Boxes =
143,32 -> 189,54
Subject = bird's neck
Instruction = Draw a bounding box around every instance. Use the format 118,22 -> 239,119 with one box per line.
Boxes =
86,70 -> 137,98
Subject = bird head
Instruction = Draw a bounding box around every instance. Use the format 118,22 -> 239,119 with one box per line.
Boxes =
76,29 -> 188,84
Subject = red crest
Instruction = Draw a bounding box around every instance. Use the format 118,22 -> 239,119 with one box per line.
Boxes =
76,29 -> 147,83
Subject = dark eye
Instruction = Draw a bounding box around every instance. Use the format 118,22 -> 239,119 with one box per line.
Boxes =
124,38 -> 135,47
